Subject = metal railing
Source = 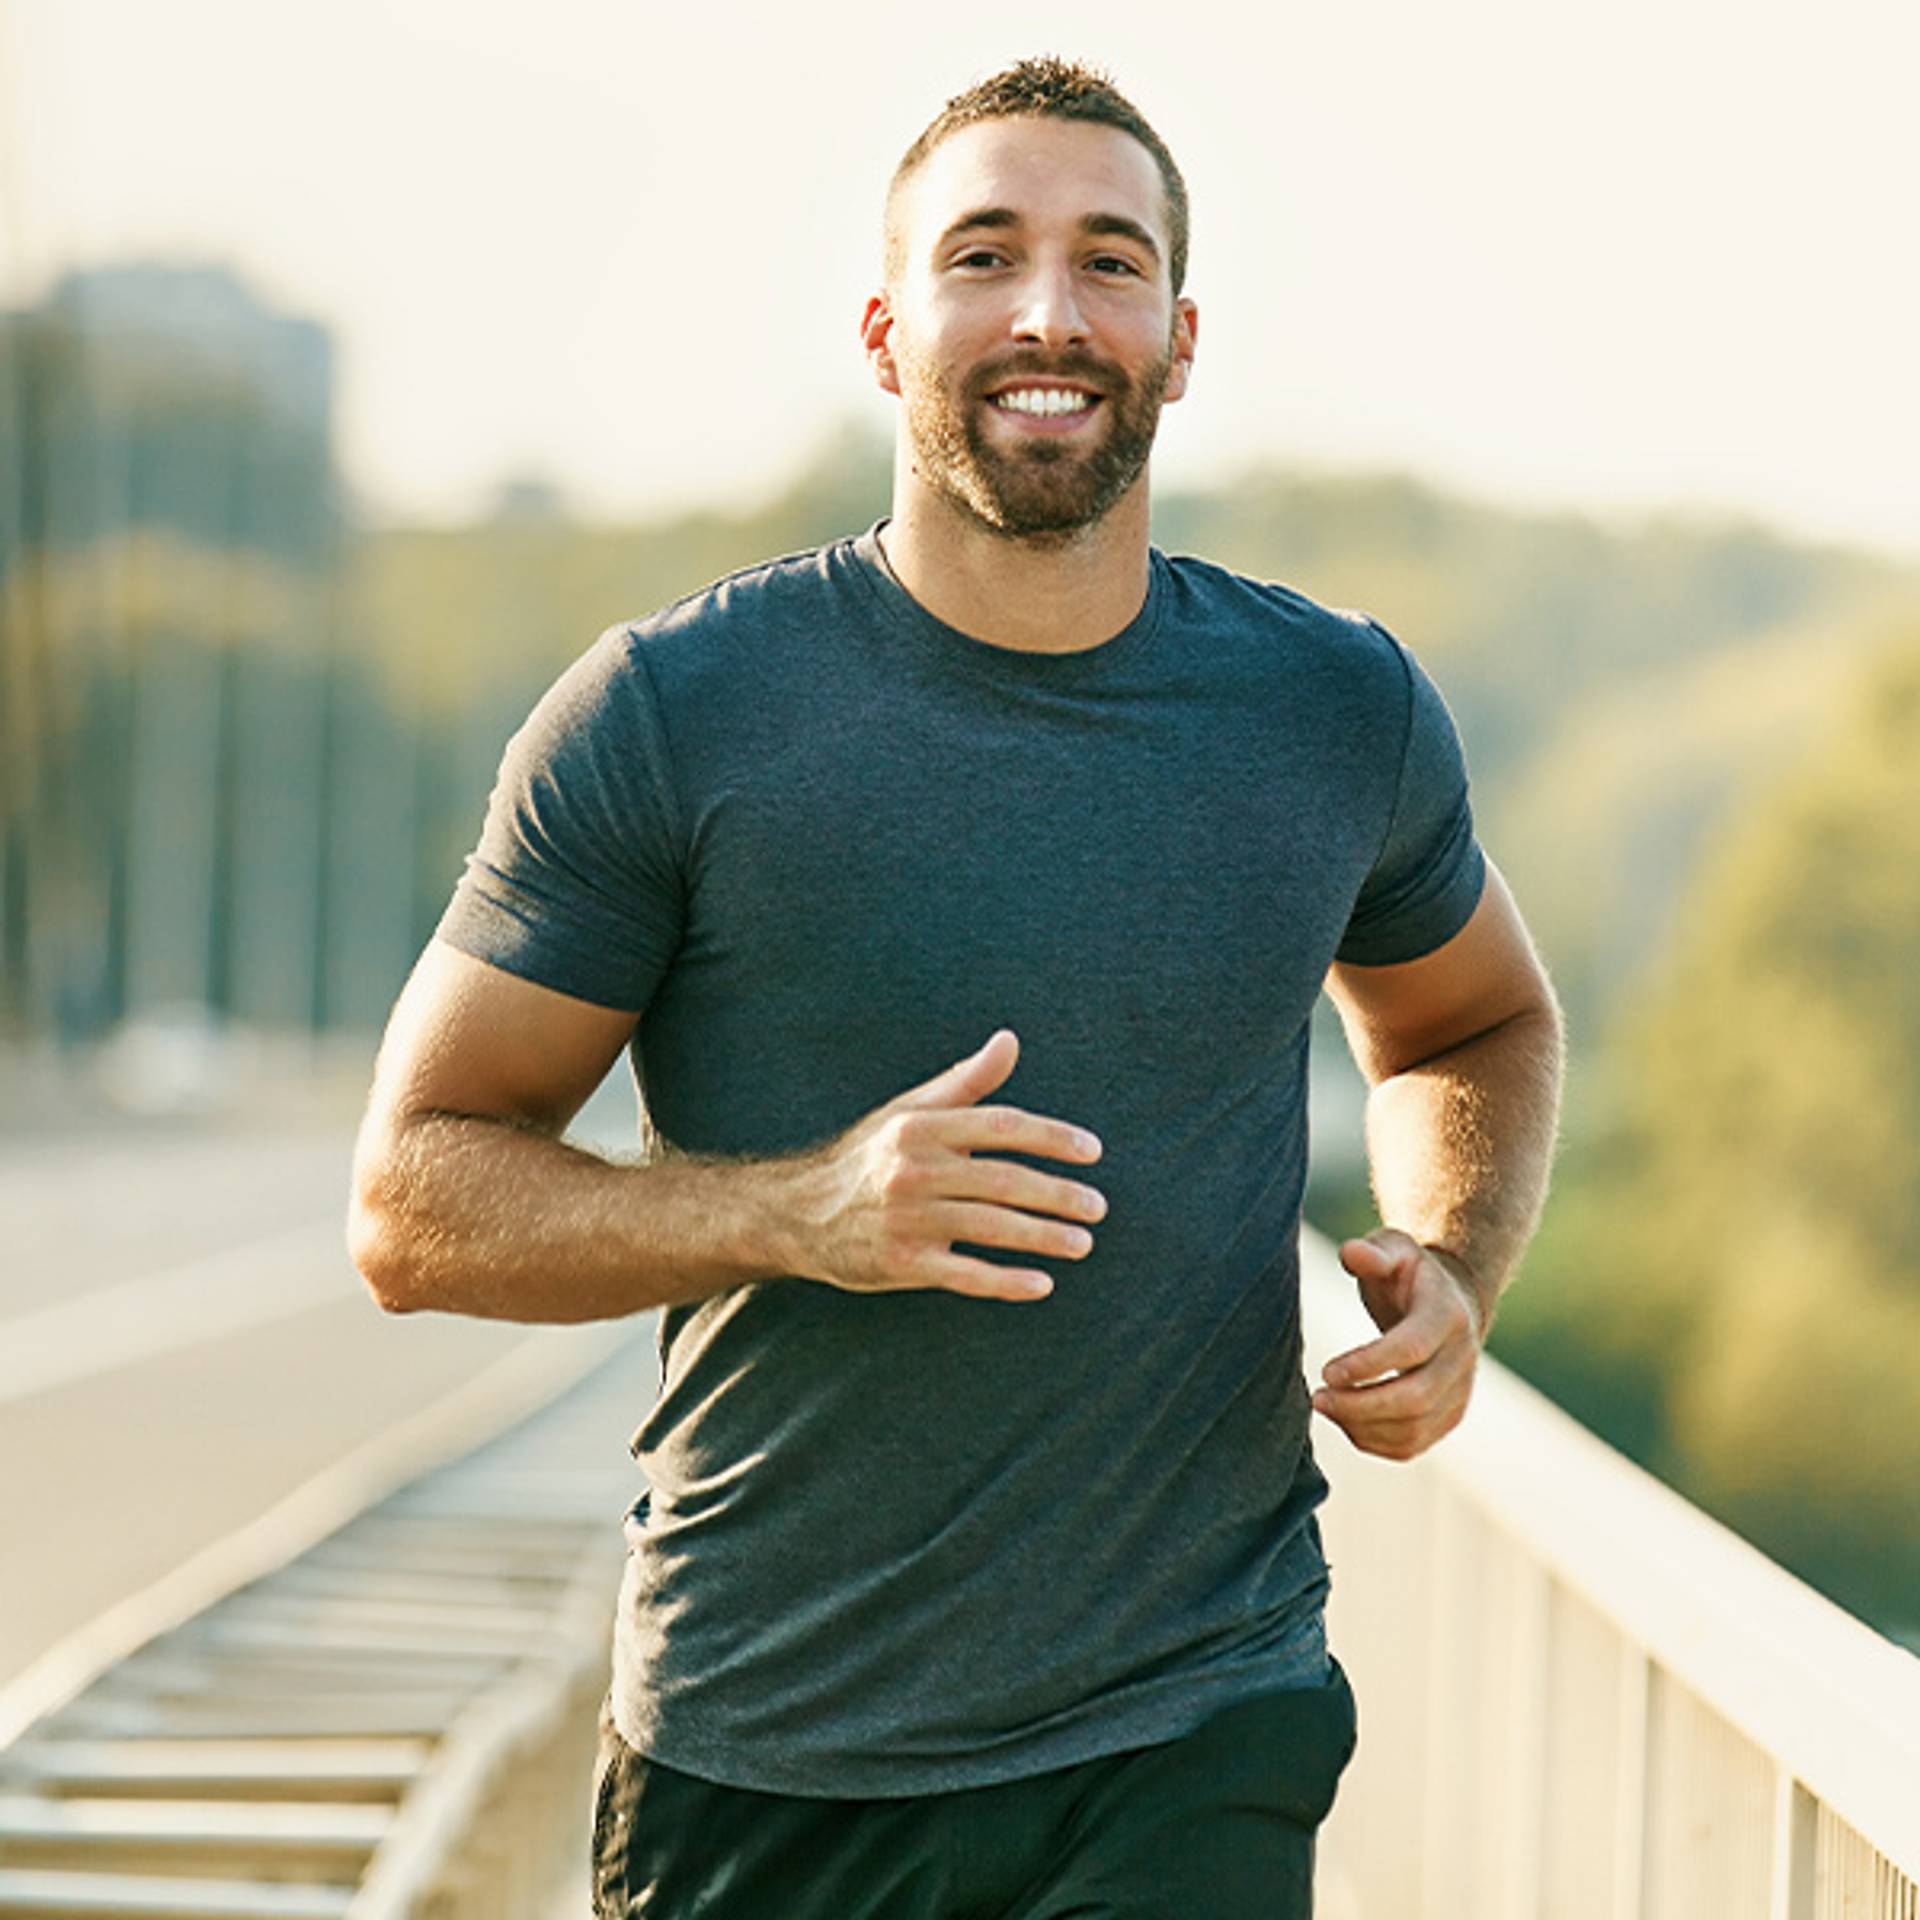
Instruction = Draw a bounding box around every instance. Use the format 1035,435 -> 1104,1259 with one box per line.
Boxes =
1301,1230 -> 1920,1920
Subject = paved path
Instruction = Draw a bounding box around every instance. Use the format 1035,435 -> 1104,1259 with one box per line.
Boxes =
0,1075 -> 647,1695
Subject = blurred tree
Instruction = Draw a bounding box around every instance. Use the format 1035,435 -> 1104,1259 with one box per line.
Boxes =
1495,629 -> 1920,1636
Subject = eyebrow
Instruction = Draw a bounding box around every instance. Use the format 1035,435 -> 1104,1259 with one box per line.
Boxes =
937,206 -> 1163,266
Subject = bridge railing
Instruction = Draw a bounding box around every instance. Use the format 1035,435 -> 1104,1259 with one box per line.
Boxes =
1301,1230 -> 1920,1920
0,1325 -> 649,1919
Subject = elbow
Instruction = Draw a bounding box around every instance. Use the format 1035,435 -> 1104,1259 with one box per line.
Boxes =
1527,978 -> 1569,1080
347,1163 -> 430,1316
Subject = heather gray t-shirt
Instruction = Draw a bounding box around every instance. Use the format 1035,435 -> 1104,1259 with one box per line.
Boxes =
436,524 -> 1486,1797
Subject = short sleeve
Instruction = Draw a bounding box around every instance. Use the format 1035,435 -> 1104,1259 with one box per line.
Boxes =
434,626 -> 684,1012
1335,623 -> 1487,966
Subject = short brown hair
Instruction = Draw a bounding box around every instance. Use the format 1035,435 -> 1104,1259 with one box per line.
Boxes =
884,57 -> 1190,295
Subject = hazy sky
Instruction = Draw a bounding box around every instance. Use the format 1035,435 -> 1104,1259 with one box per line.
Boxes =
5,0 -> 1916,554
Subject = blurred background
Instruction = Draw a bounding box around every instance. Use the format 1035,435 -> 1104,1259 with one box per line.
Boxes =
2,0 -> 1915,1676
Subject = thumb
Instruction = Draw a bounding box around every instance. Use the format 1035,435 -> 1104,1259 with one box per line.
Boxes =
892,1028 -> 1020,1113
1339,1227 -> 1422,1283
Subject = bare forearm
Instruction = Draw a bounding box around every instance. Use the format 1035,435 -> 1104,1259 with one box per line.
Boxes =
1362,1004 -> 1563,1330
350,1029 -> 1105,1323
349,1112 -> 811,1323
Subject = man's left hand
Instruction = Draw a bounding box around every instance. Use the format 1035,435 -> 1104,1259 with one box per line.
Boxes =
1311,1228 -> 1487,1461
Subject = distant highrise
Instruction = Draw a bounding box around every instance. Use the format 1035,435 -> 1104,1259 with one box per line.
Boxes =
5,259 -> 341,563
0,260 -> 352,1046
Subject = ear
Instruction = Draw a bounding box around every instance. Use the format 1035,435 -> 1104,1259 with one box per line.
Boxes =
861,292 -> 901,397
1161,296 -> 1199,404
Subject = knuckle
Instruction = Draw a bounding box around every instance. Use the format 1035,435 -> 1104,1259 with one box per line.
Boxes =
878,1223 -> 924,1270
982,1161 -> 1021,1203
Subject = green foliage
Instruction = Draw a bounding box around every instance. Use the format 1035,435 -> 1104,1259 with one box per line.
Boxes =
1482,619 -> 1887,1042
1498,632 -> 1920,1637
1626,634 -> 1920,1261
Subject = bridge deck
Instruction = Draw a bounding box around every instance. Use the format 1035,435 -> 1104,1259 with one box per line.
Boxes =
0,1329 -> 649,1917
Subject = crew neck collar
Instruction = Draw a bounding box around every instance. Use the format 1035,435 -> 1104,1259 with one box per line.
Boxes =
847,520 -> 1165,676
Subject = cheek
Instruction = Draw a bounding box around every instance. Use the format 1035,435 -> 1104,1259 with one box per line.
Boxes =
899,335 -> 978,402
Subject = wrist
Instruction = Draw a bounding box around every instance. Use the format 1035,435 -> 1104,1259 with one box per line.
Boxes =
1421,1241 -> 1495,1342
751,1147 -> 836,1285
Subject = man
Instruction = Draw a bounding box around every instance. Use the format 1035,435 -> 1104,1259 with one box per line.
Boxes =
350,57 -> 1561,1920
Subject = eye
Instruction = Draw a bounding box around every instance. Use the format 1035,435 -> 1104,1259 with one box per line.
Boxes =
1088,254 -> 1143,277
952,248 -> 1007,270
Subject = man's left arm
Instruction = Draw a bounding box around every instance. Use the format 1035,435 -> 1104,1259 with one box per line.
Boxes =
1316,860 -> 1564,1461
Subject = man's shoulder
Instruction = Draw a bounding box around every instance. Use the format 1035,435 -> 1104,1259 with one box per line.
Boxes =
626,533 -> 865,653
511,536 -> 865,751
1158,549 -> 1406,667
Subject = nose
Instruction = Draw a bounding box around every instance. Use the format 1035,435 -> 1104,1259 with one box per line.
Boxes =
1012,261 -> 1089,349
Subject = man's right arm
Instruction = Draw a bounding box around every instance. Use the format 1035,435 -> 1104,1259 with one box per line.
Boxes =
348,941 -> 1106,1324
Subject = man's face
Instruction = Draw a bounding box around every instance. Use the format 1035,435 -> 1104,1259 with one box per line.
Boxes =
868,117 -> 1197,542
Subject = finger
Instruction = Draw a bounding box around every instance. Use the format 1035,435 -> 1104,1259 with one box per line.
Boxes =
930,1200 -> 1095,1262
1313,1402 -> 1442,1462
935,1103 -> 1104,1166
1314,1329 -> 1476,1449
1311,1383 -> 1465,1461
939,1152 -> 1106,1222
1337,1229 -> 1422,1285
919,1252 -> 1055,1303
1322,1307 -> 1461,1390
1337,1233 -> 1420,1335
891,1029 -> 1020,1115
1313,1347 -> 1470,1428
1323,1320 -> 1435,1389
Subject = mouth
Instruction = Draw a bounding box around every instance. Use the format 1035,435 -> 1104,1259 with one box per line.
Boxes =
984,383 -> 1104,429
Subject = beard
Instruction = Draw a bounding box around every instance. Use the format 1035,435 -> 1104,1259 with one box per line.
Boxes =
898,337 -> 1175,543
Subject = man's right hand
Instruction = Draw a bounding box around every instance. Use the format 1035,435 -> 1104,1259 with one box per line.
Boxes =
786,1029 -> 1106,1303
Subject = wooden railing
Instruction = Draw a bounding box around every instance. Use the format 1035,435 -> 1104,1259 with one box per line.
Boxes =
1302,1230 -> 1920,1920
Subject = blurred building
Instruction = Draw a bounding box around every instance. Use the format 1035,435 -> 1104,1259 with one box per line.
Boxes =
25,261 -> 338,562
0,259 -> 384,1051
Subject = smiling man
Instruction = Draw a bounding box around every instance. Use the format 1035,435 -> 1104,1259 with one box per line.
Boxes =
350,56 -> 1562,1920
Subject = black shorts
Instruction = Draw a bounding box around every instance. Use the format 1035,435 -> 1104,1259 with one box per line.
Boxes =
590,1663 -> 1357,1920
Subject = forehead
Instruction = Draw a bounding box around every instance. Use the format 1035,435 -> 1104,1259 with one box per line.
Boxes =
899,117 -> 1169,255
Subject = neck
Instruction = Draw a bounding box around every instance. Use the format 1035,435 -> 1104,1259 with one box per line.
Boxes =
879,453 -> 1154,655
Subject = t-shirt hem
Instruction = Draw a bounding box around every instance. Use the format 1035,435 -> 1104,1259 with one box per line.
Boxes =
609,1637 -> 1333,1801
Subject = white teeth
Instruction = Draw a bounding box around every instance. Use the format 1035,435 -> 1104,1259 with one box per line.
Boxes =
994,387 -> 1095,416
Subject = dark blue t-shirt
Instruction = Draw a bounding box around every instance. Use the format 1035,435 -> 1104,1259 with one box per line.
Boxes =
436,524 -> 1486,1795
